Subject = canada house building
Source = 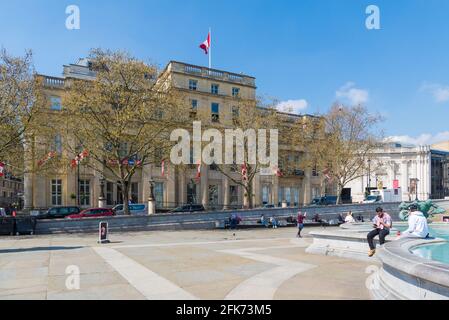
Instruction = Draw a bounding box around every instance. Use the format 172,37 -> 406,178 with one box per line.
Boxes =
24,59 -> 324,210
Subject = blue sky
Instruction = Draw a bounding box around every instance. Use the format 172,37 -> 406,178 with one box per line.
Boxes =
1,0 -> 448,145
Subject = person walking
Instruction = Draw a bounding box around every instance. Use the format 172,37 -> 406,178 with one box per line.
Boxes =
297,211 -> 306,238
367,207 -> 392,257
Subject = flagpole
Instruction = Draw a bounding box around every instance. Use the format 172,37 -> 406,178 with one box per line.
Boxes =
209,27 -> 212,69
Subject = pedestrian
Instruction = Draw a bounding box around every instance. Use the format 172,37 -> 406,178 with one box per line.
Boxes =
297,211 -> 306,238
345,211 -> 355,224
270,217 -> 278,229
367,207 -> 392,257
400,204 -> 430,239
260,214 -> 269,227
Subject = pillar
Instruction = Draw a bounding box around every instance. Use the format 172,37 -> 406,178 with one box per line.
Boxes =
201,164 -> 209,209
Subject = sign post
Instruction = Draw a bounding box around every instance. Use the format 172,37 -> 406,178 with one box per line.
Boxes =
98,221 -> 110,244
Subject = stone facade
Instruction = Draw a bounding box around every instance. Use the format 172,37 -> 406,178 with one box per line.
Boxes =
346,143 -> 449,203
24,60 -> 323,210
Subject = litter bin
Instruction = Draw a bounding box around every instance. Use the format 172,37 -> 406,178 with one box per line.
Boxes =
14,216 -> 37,235
0,217 -> 15,236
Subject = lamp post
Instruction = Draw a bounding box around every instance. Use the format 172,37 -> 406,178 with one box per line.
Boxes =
366,159 -> 372,197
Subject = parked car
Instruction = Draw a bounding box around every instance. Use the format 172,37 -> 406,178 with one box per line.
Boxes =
362,195 -> 383,204
310,196 -> 338,206
36,206 -> 81,220
263,204 -> 276,209
113,203 -> 148,216
170,204 -> 206,213
67,208 -> 115,219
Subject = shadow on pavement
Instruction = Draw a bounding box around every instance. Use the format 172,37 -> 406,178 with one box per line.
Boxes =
0,246 -> 85,254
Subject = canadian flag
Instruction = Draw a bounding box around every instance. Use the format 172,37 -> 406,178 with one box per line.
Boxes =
275,166 -> 283,177
71,150 -> 89,168
196,162 -> 201,180
0,162 -> 5,177
38,151 -> 57,167
161,160 -> 165,177
199,32 -> 211,55
241,162 -> 248,181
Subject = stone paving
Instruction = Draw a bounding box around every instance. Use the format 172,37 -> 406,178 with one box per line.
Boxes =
0,227 -> 376,300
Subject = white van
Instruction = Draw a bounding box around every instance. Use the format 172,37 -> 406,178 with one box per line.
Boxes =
112,203 -> 148,216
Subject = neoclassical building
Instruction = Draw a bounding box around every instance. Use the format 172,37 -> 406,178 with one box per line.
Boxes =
24,59 -> 323,210
346,143 -> 449,203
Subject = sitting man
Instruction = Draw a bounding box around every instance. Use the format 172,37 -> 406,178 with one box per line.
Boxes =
367,207 -> 392,257
400,204 -> 430,239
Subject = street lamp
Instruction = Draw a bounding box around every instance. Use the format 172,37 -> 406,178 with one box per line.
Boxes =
366,159 -> 372,196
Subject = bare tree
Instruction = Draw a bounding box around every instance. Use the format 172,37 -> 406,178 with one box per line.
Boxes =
61,49 -> 189,214
294,104 -> 384,204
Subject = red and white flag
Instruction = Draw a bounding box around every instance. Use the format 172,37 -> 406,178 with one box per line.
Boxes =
0,162 -> 5,177
199,32 -> 211,55
196,162 -> 201,180
161,160 -> 165,177
38,152 -> 57,167
241,162 -> 248,181
71,150 -> 89,168
273,165 -> 283,177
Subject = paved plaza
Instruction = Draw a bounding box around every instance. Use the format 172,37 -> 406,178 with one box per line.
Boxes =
0,227 -> 376,300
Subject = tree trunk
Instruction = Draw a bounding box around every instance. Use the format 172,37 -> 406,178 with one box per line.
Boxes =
243,182 -> 253,209
336,183 -> 343,205
121,180 -> 131,215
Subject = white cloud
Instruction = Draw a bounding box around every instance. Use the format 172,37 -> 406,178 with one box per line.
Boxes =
420,82 -> 449,103
386,131 -> 449,146
336,82 -> 369,105
276,99 -> 308,114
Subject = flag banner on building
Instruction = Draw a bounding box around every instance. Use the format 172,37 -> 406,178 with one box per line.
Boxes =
272,165 -> 283,178
199,31 -> 211,55
393,179 -> 400,189
322,168 -> 333,182
71,150 -> 89,168
242,162 -> 248,181
196,162 -> 201,181
161,159 -> 165,177
0,162 -> 4,177
38,152 -> 57,167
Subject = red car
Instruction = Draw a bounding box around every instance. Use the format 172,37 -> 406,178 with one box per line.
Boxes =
67,208 -> 115,219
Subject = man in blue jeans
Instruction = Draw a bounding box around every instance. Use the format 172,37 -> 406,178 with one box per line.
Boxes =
367,207 -> 392,257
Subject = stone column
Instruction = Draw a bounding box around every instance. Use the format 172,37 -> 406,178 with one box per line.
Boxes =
179,170 -> 187,206
201,165 -> 209,209
253,172 -> 261,208
273,176 -> 279,206
302,169 -> 312,206
166,163 -> 176,208
223,174 -> 230,210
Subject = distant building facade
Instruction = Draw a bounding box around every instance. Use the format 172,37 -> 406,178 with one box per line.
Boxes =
0,175 -> 23,209
346,143 -> 449,203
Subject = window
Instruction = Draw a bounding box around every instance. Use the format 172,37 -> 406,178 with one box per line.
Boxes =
191,99 -> 198,110
232,106 -> 239,120
154,182 -> 164,207
211,84 -> 219,95
106,182 -> 114,205
118,143 -> 128,158
187,183 -> 198,204
292,188 -> 300,206
209,185 -> 219,206
189,79 -> 198,91
54,135 -> 62,155
230,186 -> 239,205
51,179 -> 62,206
211,103 -> 220,122
232,87 -> 240,97
50,96 -> 62,111
79,180 -> 90,206
131,182 -> 139,204
262,186 -> 271,205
